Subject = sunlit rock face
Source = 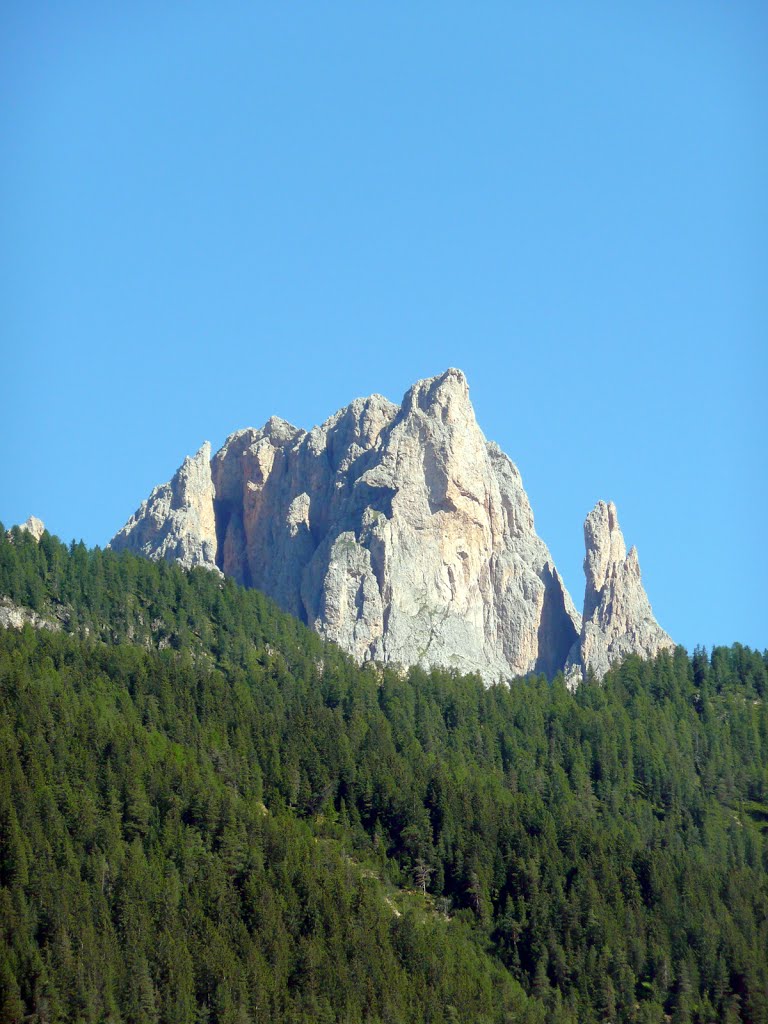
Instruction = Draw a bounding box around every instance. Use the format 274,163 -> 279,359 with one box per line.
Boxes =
110,442 -> 219,571
111,370 -> 671,683
18,516 -> 46,542
565,500 -> 674,684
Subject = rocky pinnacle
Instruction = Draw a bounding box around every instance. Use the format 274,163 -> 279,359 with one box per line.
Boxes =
110,442 -> 219,571
18,516 -> 46,542
566,500 -> 674,683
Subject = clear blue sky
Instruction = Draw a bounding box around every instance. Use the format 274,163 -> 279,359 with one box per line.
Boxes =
1,2 -> 765,654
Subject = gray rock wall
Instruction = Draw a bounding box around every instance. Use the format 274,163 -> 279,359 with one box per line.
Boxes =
110,442 -> 219,571
110,371 -> 672,683
565,500 -> 674,683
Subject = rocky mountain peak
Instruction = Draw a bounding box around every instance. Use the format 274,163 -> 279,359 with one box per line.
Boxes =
18,515 -> 45,542
566,500 -> 674,683
401,367 -> 472,422
584,500 -> 627,616
110,441 -> 219,571
261,416 -> 304,444
110,370 -> 672,684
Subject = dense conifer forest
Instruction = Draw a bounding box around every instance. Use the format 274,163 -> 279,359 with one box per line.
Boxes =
1,526 -> 766,1023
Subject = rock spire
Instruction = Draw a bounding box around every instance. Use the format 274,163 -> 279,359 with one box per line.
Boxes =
18,516 -> 45,542
110,442 -> 219,571
566,500 -> 674,682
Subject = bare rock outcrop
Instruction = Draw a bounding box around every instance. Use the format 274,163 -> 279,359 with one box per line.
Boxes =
566,500 -> 674,683
111,442 -> 219,571
110,369 -> 581,681
110,372 -> 673,684
0,596 -> 60,632
297,369 -> 581,679
18,516 -> 45,542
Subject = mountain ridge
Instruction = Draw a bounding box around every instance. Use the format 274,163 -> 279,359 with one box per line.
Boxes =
110,369 -> 672,682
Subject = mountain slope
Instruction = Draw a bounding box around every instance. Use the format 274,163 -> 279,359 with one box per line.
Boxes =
1,526 -> 766,1023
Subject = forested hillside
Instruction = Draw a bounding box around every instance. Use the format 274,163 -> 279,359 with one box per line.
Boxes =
1,526 -> 767,1023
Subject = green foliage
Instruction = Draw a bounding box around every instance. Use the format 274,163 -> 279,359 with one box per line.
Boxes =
0,527 -> 767,1022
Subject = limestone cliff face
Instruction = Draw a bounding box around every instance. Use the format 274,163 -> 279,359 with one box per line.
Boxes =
111,370 -> 581,680
110,442 -> 219,571
566,501 -> 674,682
110,371 -> 672,682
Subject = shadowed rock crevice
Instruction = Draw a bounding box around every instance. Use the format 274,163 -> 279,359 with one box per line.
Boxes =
534,565 -> 581,678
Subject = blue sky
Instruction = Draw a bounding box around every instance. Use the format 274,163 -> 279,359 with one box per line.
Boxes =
1,2 -> 765,653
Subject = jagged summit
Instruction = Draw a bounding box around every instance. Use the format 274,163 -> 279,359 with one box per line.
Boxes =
5,516 -> 45,544
110,442 -> 219,571
400,367 -> 471,418
110,371 -> 672,682
19,516 -> 45,542
566,500 -> 674,682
